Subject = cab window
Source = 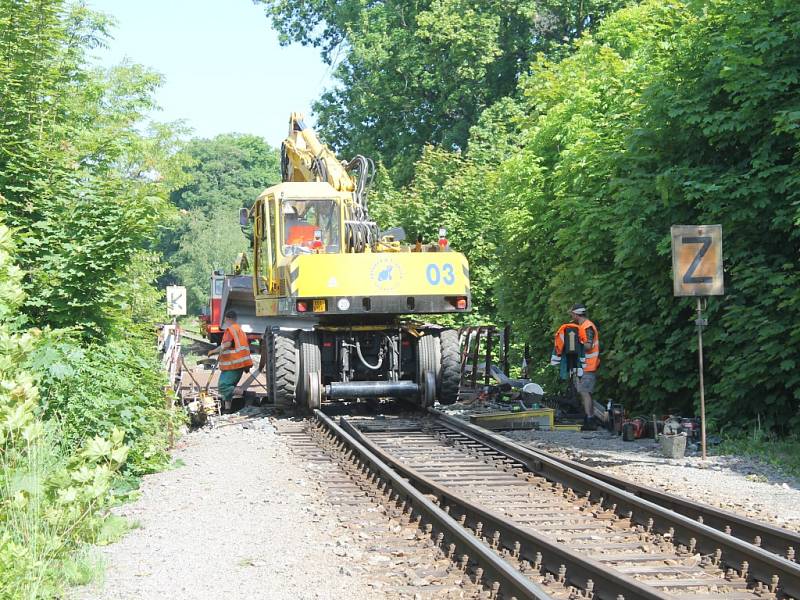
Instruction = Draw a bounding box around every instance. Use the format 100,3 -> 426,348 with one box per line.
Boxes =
212,277 -> 224,297
281,199 -> 340,255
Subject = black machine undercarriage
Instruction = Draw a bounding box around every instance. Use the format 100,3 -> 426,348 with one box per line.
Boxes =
260,323 -> 461,411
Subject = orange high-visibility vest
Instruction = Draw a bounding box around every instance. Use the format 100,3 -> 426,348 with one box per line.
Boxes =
553,323 -> 586,355
578,319 -> 600,372
219,323 -> 253,371
550,323 -> 587,367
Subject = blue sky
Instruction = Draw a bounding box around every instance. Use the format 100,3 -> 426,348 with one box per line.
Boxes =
88,0 -> 332,147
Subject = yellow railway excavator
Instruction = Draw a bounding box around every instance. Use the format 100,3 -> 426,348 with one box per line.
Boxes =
236,113 -> 470,410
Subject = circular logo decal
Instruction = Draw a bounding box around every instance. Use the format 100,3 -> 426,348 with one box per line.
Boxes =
370,258 -> 404,292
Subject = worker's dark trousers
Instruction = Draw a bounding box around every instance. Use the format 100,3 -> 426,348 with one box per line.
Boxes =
218,368 -> 247,403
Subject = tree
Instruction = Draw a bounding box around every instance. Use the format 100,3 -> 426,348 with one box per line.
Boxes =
169,133 -> 281,213
164,134 -> 281,311
256,0 -> 631,182
371,0 -> 800,431
0,3 -> 183,594
0,2 -> 185,335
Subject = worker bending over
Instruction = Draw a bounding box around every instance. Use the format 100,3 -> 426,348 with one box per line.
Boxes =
207,310 -> 253,409
569,303 -> 600,429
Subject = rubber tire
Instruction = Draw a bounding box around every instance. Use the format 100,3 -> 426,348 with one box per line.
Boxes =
416,334 -> 438,407
298,330 -> 322,411
437,328 -> 461,405
270,330 -> 298,408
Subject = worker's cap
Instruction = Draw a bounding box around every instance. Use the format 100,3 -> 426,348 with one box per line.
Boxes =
224,309 -> 238,320
569,303 -> 587,315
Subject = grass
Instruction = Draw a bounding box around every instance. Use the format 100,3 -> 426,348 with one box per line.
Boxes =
718,430 -> 800,479
0,432 -> 96,599
61,549 -> 105,587
0,426 -> 131,599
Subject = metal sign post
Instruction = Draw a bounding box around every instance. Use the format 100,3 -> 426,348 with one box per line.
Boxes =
671,225 -> 724,460
695,298 -> 708,459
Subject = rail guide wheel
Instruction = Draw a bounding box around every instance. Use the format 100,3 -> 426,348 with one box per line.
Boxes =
305,372 -> 322,410
417,333 -> 438,407
298,330 -> 322,411
421,370 -> 436,408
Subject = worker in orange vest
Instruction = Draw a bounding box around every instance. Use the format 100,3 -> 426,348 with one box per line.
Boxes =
569,303 -> 600,430
207,310 -> 253,409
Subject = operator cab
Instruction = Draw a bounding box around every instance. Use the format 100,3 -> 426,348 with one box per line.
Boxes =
199,269 -> 225,344
281,198 -> 340,255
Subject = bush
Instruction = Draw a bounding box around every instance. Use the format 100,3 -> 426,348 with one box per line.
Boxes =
27,331 -> 176,477
492,0 -> 800,429
0,225 -> 128,599
382,0 -> 800,431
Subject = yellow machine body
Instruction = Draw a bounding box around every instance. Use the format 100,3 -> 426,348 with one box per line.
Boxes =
248,181 -> 471,322
231,113 -> 470,410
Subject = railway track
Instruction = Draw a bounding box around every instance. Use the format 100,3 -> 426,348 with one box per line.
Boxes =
306,409 -> 800,599
429,409 -> 800,563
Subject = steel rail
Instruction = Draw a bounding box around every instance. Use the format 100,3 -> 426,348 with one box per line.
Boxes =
431,409 -> 800,556
481,420 -> 800,559
430,409 -> 800,598
340,418 -> 675,600
312,410 -> 552,600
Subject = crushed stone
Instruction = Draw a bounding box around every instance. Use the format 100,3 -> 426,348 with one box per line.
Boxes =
501,427 -> 800,533
74,409 -> 378,600
439,402 -> 800,532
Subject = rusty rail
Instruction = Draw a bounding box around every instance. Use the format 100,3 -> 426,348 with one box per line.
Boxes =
430,409 -> 800,598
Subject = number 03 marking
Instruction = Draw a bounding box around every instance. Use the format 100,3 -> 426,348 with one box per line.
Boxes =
426,263 -> 456,285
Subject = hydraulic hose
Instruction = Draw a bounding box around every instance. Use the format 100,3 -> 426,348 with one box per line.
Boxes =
355,340 -> 384,370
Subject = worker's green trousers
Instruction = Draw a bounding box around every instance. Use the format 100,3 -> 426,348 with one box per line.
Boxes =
218,368 -> 247,403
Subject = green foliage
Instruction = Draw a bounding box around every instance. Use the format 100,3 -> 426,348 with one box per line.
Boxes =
169,134 -> 281,213
163,134 -> 281,312
0,224 -> 127,599
372,0 -> 800,432
26,329 -> 176,477
0,3 -> 186,595
0,0 -> 185,335
496,0 -> 800,429
257,0 -> 631,182
719,431 -> 800,480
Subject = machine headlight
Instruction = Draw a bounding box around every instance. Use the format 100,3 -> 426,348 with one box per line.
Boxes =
337,298 -> 351,311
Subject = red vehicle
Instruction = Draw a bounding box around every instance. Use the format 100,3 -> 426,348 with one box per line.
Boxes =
199,270 -> 226,344
199,270 -> 268,345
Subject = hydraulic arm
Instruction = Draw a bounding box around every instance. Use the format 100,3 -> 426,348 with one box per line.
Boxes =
281,113 -> 377,252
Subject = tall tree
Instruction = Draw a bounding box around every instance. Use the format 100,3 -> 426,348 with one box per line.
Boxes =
0,1 -> 184,335
165,134 -> 281,311
256,0 -> 629,181
383,0 -> 800,430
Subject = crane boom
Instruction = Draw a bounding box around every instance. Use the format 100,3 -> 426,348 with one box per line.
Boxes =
281,112 -> 378,253
281,112 -> 356,192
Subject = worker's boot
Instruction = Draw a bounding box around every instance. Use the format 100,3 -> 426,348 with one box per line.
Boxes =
581,416 -> 597,431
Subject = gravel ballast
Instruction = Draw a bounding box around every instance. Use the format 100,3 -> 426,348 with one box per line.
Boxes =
502,427 -> 800,533
77,414 -> 377,600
